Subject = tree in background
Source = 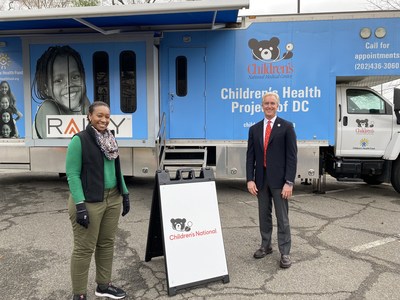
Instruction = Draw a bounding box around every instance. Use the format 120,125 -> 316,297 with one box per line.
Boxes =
109,0 -> 157,4
2,0 -> 158,10
8,0 -> 71,9
72,0 -> 100,6
4,0 -> 400,11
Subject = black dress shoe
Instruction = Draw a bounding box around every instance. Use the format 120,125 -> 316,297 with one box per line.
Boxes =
253,247 -> 273,259
280,254 -> 292,268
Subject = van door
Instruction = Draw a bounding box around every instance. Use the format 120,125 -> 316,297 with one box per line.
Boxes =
168,48 -> 206,139
336,87 -> 393,157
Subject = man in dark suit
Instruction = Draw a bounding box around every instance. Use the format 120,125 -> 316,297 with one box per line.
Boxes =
246,92 -> 297,268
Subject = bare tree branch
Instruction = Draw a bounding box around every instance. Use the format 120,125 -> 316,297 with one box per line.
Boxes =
112,0 -> 125,4
10,0 -> 72,9
110,0 -> 159,4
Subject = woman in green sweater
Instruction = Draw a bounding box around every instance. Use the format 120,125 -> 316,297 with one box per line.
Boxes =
66,101 -> 130,300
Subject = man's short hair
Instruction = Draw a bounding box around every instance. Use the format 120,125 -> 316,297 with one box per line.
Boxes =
262,92 -> 280,104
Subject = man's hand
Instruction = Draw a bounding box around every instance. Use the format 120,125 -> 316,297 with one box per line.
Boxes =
281,183 -> 293,200
247,180 -> 258,196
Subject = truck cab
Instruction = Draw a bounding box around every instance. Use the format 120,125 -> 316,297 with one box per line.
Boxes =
324,85 -> 400,190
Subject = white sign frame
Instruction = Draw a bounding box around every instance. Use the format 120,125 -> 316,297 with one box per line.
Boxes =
159,180 -> 229,294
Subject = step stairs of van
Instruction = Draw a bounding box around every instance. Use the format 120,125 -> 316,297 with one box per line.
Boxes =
160,146 -> 207,176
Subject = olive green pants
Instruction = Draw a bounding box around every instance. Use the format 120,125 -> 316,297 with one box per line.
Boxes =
68,187 -> 122,295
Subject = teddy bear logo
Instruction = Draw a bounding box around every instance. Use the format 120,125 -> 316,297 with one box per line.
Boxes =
248,37 -> 294,63
356,119 -> 374,128
171,218 -> 193,232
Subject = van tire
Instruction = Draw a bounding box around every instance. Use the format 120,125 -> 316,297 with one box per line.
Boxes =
363,176 -> 383,185
391,158 -> 400,193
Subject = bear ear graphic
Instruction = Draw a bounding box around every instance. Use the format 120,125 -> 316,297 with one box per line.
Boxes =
248,38 -> 258,48
270,37 -> 280,46
170,218 -> 175,224
182,218 -> 186,223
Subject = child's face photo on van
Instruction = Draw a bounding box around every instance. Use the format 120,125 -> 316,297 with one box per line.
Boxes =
2,112 -> 11,123
1,124 -> 11,138
0,97 -> 10,109
49,55 -> 84,112
0,82 -> 9,95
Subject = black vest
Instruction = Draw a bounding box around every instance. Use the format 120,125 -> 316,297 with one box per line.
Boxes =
76,125 -> 123,203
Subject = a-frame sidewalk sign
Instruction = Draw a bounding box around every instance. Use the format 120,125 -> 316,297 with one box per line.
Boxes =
145,168 -> 229,296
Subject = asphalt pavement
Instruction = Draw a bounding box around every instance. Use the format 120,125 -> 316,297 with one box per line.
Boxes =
1,171 -> 400,300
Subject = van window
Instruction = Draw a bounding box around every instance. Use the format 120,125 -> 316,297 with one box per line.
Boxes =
120,51 -> 137,113
346,89 -> 389,115
176,56 -> 187,97
93,51 -> 110,105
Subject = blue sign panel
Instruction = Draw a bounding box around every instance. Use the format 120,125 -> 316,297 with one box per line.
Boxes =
161,17 -> 400,144
0,37 -> 24,139
29,41 -> 148,140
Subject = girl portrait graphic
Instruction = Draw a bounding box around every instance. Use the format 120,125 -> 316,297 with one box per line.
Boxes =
0,108 -> 19,138
0,81 -> 23,121
32,45 -> 91,139
0,82 -> 21,139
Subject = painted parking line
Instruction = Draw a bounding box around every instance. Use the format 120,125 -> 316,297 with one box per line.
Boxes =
351,236 -> 399,252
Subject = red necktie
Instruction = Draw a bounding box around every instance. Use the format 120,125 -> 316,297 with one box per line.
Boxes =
264,120 -> 271,167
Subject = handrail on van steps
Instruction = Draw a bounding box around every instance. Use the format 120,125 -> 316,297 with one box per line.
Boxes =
156,112 -> 167,170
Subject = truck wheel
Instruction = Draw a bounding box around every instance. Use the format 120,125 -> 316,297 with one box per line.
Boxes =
362,176 -> 383,185
391,158 -> 400,193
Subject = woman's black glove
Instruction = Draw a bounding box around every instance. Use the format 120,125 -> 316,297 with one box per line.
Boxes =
76,203 -> 90,228
122,194 -> 130,217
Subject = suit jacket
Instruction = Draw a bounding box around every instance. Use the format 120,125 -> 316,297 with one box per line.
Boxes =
246,116 -> 297,189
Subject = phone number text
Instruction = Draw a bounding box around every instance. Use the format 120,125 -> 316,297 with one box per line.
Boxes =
355,62 -> 400,70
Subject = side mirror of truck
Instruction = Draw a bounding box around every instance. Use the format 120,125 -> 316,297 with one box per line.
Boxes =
394,88 -> 400,124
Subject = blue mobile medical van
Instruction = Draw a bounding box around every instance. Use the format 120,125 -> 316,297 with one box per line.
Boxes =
1,2 -> 400,191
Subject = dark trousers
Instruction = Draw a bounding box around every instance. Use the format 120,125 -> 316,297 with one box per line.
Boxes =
257,179 -> 291,255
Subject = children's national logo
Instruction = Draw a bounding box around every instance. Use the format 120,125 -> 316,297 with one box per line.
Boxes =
168,217 -> 217,241
355,118 -> 375,135
248,37 -> 294,63
171,218 -> 192,232
247,36 -> 294,79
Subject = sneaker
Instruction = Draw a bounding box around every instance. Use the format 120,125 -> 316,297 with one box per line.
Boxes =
72,295 -> 86,300
95,283 -> 126,299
